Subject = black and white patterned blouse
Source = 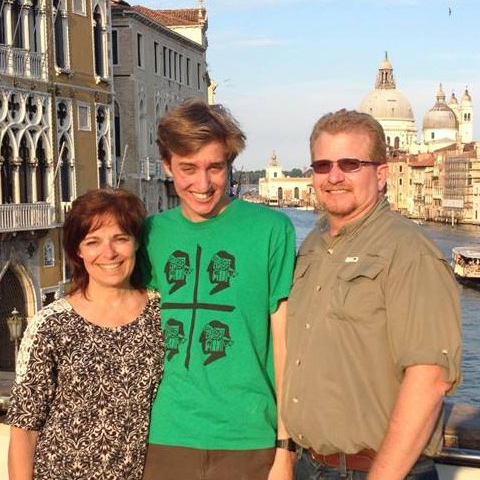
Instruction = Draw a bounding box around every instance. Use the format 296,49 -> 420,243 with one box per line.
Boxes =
6,292 -> 164,480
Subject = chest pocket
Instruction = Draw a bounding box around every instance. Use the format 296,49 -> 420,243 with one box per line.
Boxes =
329,260 -> 385,323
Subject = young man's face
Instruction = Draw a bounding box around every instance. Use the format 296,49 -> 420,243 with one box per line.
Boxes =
164,141 -> 230,223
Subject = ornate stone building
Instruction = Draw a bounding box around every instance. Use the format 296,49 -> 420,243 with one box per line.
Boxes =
0,0 -> 114,372
359,53 -> 474,156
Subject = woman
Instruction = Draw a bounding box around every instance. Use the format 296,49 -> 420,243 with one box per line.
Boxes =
6,188 -> 164,480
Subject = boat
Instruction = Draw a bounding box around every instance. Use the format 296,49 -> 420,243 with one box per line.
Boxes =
452,247 -> 480,287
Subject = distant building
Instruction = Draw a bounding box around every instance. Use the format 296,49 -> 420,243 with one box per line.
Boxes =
359,52 -> 473,155
258,152 -> 316,207
111,0 -> 210,215
0,0 -> 114,371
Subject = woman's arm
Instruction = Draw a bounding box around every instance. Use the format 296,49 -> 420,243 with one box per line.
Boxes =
8,426 -> 39,480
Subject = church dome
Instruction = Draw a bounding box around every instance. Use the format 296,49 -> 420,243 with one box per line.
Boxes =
423,84 -> 458,129
359,52 -> 414,121
359,89 -> 414,120
448,92 -> 458,105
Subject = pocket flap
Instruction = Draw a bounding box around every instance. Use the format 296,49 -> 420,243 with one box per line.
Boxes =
338,261 -> 383,281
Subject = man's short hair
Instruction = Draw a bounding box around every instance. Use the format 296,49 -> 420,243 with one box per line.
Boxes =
310,109 -> 387,164
157,98 -> 246,164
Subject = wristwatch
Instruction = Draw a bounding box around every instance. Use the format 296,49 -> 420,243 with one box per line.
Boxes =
275,438 -> 297,452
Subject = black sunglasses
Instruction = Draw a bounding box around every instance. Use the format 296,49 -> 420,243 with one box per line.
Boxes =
311,158 -> 379,174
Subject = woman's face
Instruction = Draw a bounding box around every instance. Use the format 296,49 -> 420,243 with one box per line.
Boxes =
77,216 -> 137,292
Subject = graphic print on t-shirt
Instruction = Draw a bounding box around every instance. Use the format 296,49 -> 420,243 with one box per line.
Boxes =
199,320 -> 234,365
207,251 -> 237,294
164,250 -> 192,294
162,245 -> 237,369
164,318 -> 186,361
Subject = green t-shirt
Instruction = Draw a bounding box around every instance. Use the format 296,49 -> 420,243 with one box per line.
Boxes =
139,199 -> 295,450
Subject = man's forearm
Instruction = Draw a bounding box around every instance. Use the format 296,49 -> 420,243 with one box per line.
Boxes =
268,300 -> 295,480
367,365 -> 451,480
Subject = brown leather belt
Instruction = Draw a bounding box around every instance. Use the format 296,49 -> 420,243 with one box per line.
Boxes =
308,448 -> 376,472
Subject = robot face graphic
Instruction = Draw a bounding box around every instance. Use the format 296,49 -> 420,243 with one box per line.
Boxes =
164,250 -> 192,294
207,251 -> 237,294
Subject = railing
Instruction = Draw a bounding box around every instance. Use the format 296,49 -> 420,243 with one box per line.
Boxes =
0,203 -> 56,232
0,45 -> 46,80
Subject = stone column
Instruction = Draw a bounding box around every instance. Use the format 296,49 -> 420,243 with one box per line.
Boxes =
21,1 -> 32,76
0,157 -> 4,203
4,0 -> 13,76
11,157 -> 21,204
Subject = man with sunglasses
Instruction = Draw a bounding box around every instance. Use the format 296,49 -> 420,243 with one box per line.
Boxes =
282,109 -> 462,479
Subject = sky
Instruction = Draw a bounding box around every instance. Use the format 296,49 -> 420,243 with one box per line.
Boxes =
139,0 -> 480,171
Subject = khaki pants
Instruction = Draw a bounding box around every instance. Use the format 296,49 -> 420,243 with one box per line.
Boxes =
142,444 -> 276,480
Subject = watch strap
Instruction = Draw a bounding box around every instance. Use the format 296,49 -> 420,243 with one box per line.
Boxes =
275,438 -> 297,452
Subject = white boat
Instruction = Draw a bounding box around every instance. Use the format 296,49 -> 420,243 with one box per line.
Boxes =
452,247 -> 480,287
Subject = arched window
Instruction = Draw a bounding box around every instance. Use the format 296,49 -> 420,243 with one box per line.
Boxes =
36,136 -> 48,201
1,134 -> 13,203
0,268 -> 27,371
0,1 -> 6,44
53,0 -> 68,69
93,1 -> 108,79
98,137 -> 108,187
93,6 -> 104,77
11,0 -> 24,48
394,137 -> 400,150
28,0 -> 40,53
59,135 -> 71,201
19,136 -> 30,203
294,187 -> 299,199
278,187 -> 283,200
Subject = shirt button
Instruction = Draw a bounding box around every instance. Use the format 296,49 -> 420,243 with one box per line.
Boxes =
327,248 -> 333,255
305,323 -> 311,329
293,397 -> 299,404
295,358 -> 301,366
298,434 -> 304,440
316,285 -> 321,291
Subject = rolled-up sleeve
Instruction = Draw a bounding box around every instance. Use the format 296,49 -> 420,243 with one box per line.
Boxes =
386,247 -> 462,391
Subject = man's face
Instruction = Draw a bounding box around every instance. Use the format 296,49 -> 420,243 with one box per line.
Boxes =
164,141 -> 229,223
312,131 -> 387,231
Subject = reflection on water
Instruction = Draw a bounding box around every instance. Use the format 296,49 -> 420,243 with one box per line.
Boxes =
281,207 -> 480,407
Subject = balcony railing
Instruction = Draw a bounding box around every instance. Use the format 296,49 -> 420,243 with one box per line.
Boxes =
0,203 -> 56,232
0,45 -> 46,80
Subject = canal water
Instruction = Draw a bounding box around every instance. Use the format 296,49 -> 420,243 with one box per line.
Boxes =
280,207 -> 480,407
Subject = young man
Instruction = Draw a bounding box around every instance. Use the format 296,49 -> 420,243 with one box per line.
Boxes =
139,99 -> 296,480
282,109 -> 462,480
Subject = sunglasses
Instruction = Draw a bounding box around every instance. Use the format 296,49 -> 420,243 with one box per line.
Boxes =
311,158 -> 379,174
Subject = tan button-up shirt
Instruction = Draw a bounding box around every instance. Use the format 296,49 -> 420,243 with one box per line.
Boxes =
282,198 -> 462,456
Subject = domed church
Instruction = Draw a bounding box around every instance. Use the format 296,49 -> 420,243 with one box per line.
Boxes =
359,53 -> 474,154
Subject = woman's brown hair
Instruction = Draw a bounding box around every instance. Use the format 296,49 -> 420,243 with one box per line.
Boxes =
62,188 -> 146,295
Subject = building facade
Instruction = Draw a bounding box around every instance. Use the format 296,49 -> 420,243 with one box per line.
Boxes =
0,0 -> 114,372
111,0 -> 209,215
258,152 -> 316,207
